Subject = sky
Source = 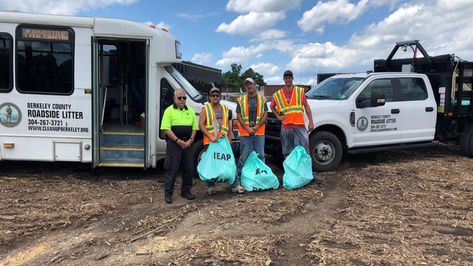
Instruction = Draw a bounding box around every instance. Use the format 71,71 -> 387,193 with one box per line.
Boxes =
1,0 -> 473,85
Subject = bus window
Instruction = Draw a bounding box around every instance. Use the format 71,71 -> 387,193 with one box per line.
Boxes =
100,44 -> 118,86
15,25 -> 74,95
0,33 -> 12,92
159,78 -> 175,139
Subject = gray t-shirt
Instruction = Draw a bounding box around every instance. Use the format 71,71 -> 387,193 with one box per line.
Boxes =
236,96 -> 268,126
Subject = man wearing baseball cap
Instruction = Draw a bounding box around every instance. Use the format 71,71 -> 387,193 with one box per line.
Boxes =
270,70 -> 314,157
234,77 -> 268,193
198,87 -> 234,195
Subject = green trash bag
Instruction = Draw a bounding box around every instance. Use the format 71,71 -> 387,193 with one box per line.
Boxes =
241,151 -> 279,192
283,146 -> 314,189
197,137 -> 236,184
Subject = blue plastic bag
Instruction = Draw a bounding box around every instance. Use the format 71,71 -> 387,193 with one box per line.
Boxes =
283,146 -> 314,189
197,137 -> 236,184
241,151 -> 279,192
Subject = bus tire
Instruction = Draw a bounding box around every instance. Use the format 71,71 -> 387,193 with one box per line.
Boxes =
459,126 -> 473,157
309,131 -> 343,172
192,139 -> 204,179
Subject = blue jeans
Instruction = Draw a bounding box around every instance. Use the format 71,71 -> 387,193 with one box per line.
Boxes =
234,135 -> 265,187
280,127 -> 309,157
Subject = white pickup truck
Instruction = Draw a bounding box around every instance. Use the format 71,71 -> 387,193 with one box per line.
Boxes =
265,41 -> 473,171
304,72 -> 437,171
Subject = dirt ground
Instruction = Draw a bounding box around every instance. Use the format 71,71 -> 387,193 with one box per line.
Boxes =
1,143 -> 472,265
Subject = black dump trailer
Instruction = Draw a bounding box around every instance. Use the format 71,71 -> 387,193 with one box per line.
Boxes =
374,40 -> 473,156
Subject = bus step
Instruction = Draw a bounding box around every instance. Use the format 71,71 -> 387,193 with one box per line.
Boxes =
100,132 -> 144,146
97,161 -> 144,168
100,146 -> 144,162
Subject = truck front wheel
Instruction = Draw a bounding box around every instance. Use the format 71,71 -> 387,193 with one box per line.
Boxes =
459,126 -> 473,157
309,131 -> 343,172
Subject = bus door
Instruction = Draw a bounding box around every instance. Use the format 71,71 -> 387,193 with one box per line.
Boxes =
92,37 -> 148,168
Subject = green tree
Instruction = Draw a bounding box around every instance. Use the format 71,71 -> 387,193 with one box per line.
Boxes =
222,64 -> 267,92
222,63 -> 242,90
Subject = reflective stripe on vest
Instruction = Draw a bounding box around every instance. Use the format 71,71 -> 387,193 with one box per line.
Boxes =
203,103 -> 229,144
272,86 -> 305,125
237,94 -> 266,136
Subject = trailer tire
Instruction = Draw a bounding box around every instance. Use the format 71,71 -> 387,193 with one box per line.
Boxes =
309,131 -> 343,172
192,139 -> 204,179
459,126 -> 473,157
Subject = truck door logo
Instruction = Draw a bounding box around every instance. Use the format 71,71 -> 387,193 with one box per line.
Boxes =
0,103 -> 22,128
356,116 -> 368,131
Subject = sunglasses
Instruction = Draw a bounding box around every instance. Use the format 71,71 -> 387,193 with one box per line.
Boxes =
177,96 -> 187,100
209,94 -> 220,98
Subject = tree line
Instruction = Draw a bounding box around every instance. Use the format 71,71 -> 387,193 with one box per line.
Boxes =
222,63 -> 266,92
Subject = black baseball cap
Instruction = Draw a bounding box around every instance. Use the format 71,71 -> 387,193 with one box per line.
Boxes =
283,70 -> 293,78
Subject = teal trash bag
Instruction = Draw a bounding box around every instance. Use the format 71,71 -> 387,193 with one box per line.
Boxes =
241,151 -> 279,192
282,146 -> 314,189
197,137 -> 236,184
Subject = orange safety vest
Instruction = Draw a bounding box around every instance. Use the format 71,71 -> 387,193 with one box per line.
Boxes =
237,94 -> 266,136
203,103 -> 229,145
272,86 -> 305,125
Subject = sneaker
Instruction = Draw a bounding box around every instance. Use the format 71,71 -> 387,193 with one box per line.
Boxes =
231,185 -> 245,194
207,187 -> 216,195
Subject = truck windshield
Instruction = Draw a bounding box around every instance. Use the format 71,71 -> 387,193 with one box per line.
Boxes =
164,66 -> 204,102
307,77 -> 365,100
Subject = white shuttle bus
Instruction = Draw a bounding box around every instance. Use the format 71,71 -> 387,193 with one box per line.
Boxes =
0,11 -> 233,168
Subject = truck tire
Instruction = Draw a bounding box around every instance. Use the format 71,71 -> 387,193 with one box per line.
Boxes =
192,139 -> 204,178
309,131 -> 343,172
459,126 -> 473,157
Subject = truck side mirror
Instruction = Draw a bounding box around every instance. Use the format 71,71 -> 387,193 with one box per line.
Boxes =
356,97 -> 370,108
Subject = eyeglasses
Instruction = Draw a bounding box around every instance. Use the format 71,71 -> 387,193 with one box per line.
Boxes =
177,96 -> 187,100
209,94 -> 220,98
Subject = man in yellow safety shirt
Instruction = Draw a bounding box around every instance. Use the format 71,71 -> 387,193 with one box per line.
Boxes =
160,89 -> 197,204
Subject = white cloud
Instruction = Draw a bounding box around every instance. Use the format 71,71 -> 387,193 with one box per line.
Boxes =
287,42 -> 360,76
252,29 -> 287,42
298,0 -> 370,33
216,39 -> 294,67
216,11 -> 285,35
306,78 -> 317,86
264,76 -> 283,85
226,0 -> 301,13
191,53 -> 213,65
0,0 -> 137,15
216,44 -> 266,67
287,0 -> 473,81
249,63 -> 280,75
176,12 -> 204,21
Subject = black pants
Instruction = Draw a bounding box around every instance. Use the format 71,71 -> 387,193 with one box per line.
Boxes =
164,140 -> 194,196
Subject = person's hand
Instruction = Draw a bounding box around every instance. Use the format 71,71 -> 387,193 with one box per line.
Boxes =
247,127 -> 255,135
308,120 -> 314,131
185,139 -> 193,148
276,114 -> 287,121
177,139 -> 187,149
209,135 -> 217,142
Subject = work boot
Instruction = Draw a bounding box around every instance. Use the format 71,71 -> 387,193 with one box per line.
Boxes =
180,192 -> 195,200
164,195 -> 172,204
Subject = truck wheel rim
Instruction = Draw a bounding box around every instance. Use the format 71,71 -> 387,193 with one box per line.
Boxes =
315,141 -> 334,165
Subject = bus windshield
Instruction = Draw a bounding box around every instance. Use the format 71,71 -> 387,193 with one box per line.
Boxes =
307,77 -> 365,100
164,66 -> 204,102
